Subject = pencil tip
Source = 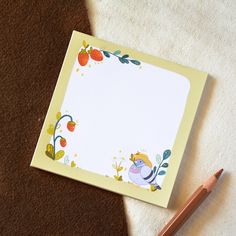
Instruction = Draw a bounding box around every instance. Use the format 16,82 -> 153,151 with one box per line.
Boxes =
215,168 -> 224,179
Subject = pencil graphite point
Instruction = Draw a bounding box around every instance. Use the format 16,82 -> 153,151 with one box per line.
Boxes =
215,168 -> 224,179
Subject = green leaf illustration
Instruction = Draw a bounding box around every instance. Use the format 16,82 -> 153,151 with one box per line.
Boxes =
103,51 -> 110,58
46,144 -> 54,155
55,150 -> 65,160
161,163 -> 169,168
119,57 -> 129,64
118,176 -> 123,181
117,166 -> 123,172
122,54 -> 129,58
88,47 -> 93,54
47,124 -> 54,135
45,151 -> 53,159
130,60 -> 141,65
163,150 -> 171,160
83,40 -> 87,48
113,50 -> 121,55
56,112 -> 61,120
114,175 -> 123,181
155,154 -> 162,164
158,170 -> 166,175
118,57 -> 125,63
71,161 -> 76,167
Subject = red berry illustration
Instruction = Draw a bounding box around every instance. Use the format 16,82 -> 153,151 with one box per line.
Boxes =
60,138 -> 67,147
67,121 -> 76,132
78,50 -> 89,66
90,49 -> 103,61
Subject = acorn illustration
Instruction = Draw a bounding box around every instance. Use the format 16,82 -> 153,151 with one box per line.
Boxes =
60,138 -> 67,147
67,121 -> 76,132
90,49 -> 103,61
78,49 -> 89,66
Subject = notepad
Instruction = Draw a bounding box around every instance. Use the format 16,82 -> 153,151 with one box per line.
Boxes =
31,31 -> 207,207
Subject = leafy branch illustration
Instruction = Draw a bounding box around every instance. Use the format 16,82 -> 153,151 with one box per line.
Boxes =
155,149 -> 171,177
101,50 -> 141,65
45,112 -> 76,160
112,160 -> 124,181
77,39 -> 141,68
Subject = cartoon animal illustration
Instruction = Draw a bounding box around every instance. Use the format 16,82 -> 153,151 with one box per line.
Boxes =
128,152 -> 161,191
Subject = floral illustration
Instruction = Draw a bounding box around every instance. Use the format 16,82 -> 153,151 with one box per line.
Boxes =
112,155 -> 125,181
45,112 -> 76,161
77,40 -> 141,67
128,150 -> 171,191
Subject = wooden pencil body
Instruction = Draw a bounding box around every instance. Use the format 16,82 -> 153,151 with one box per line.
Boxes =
158,186 -> 210,236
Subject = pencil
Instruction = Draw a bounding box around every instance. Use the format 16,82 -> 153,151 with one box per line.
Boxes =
158,168 -> 223,236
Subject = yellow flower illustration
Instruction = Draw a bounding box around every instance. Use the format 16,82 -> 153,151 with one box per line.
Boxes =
112,160 -> 124,181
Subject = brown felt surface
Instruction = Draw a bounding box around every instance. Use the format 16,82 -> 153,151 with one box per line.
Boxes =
0,1 -> 128,235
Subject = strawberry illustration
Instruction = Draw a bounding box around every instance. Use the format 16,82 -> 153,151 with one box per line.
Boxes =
67,121 -> 76,132
78,49 -> 89,66
60,138 -> 67,147
90,49 -> 103,61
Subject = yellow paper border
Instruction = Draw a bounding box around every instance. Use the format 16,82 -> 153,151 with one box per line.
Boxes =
31,31 -> 207,207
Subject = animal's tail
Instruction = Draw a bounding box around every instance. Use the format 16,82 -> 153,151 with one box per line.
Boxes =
150,166 -> 161,191
150,183 -> 161,191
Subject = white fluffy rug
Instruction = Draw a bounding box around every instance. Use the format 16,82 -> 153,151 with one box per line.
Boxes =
86,1 -> 236,235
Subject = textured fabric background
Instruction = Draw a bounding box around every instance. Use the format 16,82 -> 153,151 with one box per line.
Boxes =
0,1 -> 128,235
86,0 -> 236,235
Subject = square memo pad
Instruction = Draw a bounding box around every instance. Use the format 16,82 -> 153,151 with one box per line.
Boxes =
31,31 -> 207,207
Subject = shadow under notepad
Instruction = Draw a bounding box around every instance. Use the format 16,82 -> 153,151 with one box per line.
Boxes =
168,75 -> 231,235
169,75 -> 217,209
